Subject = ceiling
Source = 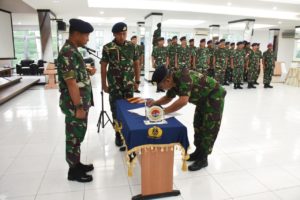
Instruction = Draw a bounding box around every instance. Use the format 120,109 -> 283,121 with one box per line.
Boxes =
3,0 -> 300,29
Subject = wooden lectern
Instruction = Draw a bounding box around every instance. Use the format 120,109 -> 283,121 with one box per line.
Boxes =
44,63 -> 58,89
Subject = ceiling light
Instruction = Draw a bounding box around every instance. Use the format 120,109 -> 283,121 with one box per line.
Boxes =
52,0 -> 60,3
99,11 -> 104,15
278,21 -> 282,24
229,23 -> 275,29
88,0 -> 300,20
227,2 -> 232,6
78,16 -> 125,24
260,0 -> 300,4
272,6 -> 277,10
163,19 -> 205,27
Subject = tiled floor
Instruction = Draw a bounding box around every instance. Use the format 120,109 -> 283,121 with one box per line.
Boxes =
1,74 -> 300,200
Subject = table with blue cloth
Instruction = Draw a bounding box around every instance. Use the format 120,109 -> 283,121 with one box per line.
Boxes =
116,99 -> 190,200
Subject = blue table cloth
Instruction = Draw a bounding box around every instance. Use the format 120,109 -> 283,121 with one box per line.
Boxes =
116,99 -> 190,154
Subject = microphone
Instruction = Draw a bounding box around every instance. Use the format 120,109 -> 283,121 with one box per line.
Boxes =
83,46 -> 96,53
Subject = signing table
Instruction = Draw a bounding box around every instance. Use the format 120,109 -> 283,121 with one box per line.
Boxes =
285,67 -> 300,87
116,100 -> 189,200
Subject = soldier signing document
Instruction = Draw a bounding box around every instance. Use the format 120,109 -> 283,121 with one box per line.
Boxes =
149,66 -> 226,171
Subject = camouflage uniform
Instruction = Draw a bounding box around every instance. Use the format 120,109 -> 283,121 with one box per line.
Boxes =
166,69 -> 226,155
168,44 -> 179,69
214,47 -> 227,84
190,46 -> 197,68
207,47 -> 215,77
57,40 -> 93,167
176,46 -> 195,69
255,50 -> 263,82
195,47 -> 209,75
101,40 -> 139,121
225,48 -> 234,83
247,50 -> 260,83
152,46 -> 168,67
232,49 -> 246,85
263,50 -> 275,85
244,47 -> 251,81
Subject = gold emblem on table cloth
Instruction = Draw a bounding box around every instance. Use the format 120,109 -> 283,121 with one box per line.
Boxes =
148,126 -> 163,139
114,121 -> 123,132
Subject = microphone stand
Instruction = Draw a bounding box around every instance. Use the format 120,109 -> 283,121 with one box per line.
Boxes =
85,48 -> 113,133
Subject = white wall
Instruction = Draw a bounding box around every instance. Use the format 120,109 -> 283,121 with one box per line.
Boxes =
277,36 -> 295,69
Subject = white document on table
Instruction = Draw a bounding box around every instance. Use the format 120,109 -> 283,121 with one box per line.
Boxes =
128,107 -> 181,119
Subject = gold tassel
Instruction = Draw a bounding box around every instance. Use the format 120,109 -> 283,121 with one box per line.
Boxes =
128,166 -> 133,177
182,160 -> 188,171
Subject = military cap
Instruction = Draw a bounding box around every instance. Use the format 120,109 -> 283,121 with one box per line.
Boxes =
167,38 -> 172,42
225,42 -> 230,45
180,36 -> 186,41
207,40 -> 212,44
172,36 -> 177,40
230,42 -> 235,46
215,41 -> 220,45
267,43 -> 273,48
200,39 -> 206,43
69,18 -> 94,33
237,41 -> 244,46
112,22 -> 127,33
131,35 -> 137,40
257,43 -> 260,46
151,65 -> 169,84
219,39 -> 226,43
189,39 -> 194,42
157,37 -> 165,41
157,23 -> 161,27
252,43 -> 258,47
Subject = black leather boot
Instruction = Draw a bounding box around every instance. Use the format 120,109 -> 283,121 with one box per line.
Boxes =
78,162 -> 94,173
188,156 -> 208,171
187,149 -> 201,162
264,84 -> 268,88
237,84 -> 243,89
68,164 -> 93,182
234,84 -> 237,89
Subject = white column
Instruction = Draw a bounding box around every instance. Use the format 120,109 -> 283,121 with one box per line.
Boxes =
144,13 -> 163,81
209,25 -> 220,46
269,29 -> 280,60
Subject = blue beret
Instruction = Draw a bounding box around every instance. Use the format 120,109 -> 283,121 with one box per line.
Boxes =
112,22 -> 127,33
69,19 -> 94,33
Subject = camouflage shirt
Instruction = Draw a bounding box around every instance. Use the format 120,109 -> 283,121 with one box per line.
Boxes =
57,40 -> 93,116
168,44 -> 180,68
208,47 -> 215,67
166,69 -> 225,105
101,40 -> 139,91
263,50 -> 275,68
176,46 -> 195,69
196,47 -> 209,69
152,46 -> 168,67
214,47 -> 227,67
249,49 -> 260,68
231,49 -> 246,68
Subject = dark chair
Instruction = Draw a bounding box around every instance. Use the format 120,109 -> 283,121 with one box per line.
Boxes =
36,60 -> 46,75
16,60 -> 35,75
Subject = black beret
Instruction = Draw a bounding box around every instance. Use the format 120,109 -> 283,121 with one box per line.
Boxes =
69,18 -> 94,33
152,65 -> 169,84
189,39 -> 194,42
131,35 -> 137,40
207,40 -> 212,44
257,43 -> 260,45
157,23 -> 161,27
225,42 -> 230,45
180,36 -> 186,41
172,36 -> 177,40
200,39 -> 206,43
112,22 -> 127,33
219,39 -> 226,43
215,41 -> 220,45
230,42 -> 235,46
237,41 -> 244,45
167,38 -> 172,42
252,43 -> 258,47
157,37 -> 164,41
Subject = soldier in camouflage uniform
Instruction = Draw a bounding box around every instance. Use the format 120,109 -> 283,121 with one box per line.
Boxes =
224,42 -> 232,85
176,36 -> 195,69
263,43 -> 275,88
101,22 -> 140,150
152,37 -> 168,92
189,39 -> 197,68
195,39 -> 209,74
57,19 -> 95,183
149,67 -> 226,171
214,39 -> 228,85
167,36 -> 180,69
247,43 -> 260,89
226,42 -> 235,83
207,40 -> 215,78
255,43 -> 263,85
243,41 -> 252,82
130,35 -> 142,93
152,23 -> 161,46
231,42 -> 246,89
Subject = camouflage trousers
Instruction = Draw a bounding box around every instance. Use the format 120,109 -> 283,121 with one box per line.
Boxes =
65,114 -> 88,167
193,88 -> 226,155
233,66 -> 244,84
263,65 -> 274,84
225,66 -> 233,83
255,66 -> 261,82
247,65 -> 259,83
195,65 -> 208,76
207,67 -> 215,78
109,88 -> 134,121
214,64 -> 226,85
